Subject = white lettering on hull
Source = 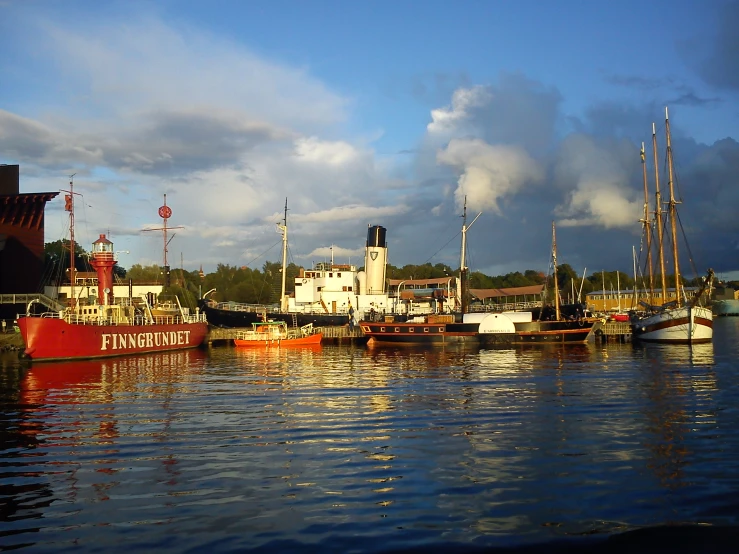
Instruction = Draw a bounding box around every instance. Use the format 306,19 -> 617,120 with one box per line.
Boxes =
101,330 -> 192,351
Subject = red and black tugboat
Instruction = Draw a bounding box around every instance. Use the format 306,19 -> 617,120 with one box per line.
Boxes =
17,185 -> 208,362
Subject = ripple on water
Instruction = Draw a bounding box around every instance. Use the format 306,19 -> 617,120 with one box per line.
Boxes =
2,330 -> 739,552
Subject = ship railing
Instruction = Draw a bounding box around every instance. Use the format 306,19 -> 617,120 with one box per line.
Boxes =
467,300 -> 542,313
212,302 -> 280,313
236,329 -> 287,341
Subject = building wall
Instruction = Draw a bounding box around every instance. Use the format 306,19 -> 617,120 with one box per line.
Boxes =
0,196 -> 57,293
586,289 -> 702,313
0,166 -> 58,295
45,283 -> 165,305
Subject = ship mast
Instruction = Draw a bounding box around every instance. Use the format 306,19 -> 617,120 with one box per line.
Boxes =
458,196 -> 481,315
278,198 -> 289,312
640,142 -> 654,304
61,174 -> 80,310
664,107 -> 682,307
143,194 -> 182,288
652,122 -> 668,305
552,221 -> 560,321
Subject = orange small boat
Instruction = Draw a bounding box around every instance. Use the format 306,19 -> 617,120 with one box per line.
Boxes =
233,321 -> 322,347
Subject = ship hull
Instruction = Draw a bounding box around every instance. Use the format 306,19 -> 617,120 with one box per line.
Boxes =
361,316 -> 599,346
201,303 -> 357,328
234,333 -> 323,347
361,321 -> 480,346
631,305 -> 713,344
479,319 -> 598,346
17,317 -> 208,361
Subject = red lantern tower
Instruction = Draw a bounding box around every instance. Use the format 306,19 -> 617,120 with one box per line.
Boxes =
89,234 -> 116,305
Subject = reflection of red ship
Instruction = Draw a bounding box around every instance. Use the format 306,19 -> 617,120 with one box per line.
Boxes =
17,189 -> 208,362
21,349 -> 208,400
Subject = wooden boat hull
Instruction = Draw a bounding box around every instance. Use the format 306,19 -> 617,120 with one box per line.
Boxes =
631,305 -> 713,343
17,316 -> 208,362
480,319 -> 599,345
234,333 -> 323,347
361,316 -> 600,346
361,322 -> 479,346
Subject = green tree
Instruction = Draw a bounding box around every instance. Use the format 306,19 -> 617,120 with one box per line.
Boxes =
127,264 -> 163,281
42,239 -> 89,284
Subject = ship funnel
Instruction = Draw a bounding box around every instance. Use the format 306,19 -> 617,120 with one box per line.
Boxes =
364,225 -> 387,295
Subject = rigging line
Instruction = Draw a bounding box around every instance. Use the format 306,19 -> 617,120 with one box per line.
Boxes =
243,239 -> 281,269
422,230 -> 460,265
675,211 -> 701,279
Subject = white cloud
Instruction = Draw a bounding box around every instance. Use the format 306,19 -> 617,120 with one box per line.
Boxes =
437,138 -> 544,213
427,86 -> 492,134
294,137 -> 359,166
552,133 -> 641,229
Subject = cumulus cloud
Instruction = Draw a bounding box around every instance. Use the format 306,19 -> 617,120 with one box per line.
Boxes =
294,137 -> 359,166
437,138 -> 544,214
427,86 -> 493,134
305,245 -> 365,261
552,133 -> 641,228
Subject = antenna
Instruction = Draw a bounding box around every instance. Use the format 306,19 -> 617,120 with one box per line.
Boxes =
142,194 -> 183,287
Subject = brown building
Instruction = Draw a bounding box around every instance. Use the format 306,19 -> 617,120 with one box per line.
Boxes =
0,164 -> 59,294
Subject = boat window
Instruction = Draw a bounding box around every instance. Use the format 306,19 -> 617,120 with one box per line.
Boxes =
337,273 -> 341,277
342,286 -> 348,292
380,327 -> 386,332
347,286 -> 352,291
329,273 -> 333,277
424,327 -> 429,332
438,327 -> 444,332
409,327 -> 414,333
394,327 -> 400,332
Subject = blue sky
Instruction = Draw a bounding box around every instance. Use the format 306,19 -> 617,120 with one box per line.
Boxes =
1,0 -> 738,282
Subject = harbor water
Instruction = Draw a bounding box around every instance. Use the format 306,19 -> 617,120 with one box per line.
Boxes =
2,318 -> 739,552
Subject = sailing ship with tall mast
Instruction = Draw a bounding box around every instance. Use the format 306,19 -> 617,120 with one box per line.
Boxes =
17,181 -> 208,361
630,108 -> 714,343
475,221 -> 601,346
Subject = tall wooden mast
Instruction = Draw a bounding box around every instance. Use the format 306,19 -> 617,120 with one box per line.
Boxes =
652,122 -> 668,304
552,221 -> 560,321
640,142 -> 654,304
664,107 -> 682,306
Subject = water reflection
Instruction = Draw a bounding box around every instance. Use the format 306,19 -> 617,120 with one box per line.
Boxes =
1,330 -> 739,552
633,341 -> 719,497
1,349 -> 209,543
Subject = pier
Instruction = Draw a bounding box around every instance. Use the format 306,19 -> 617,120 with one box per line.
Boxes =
596,321 -> 632,342
206,321 -> 633,346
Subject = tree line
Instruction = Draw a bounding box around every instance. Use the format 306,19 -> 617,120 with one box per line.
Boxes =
44,239 -> 731,308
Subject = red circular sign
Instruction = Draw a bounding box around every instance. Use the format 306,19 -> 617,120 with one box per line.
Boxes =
158,205 -> 172,219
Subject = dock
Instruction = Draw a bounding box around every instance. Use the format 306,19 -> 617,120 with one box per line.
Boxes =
206,321 -> 632,346
596,321 -> 632,342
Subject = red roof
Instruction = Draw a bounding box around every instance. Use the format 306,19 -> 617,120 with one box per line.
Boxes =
469,284 -> 545,300
387,277 -> 455,286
